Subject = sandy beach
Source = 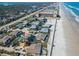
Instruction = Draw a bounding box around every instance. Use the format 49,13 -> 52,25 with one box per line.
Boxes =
61,4 -> 79,56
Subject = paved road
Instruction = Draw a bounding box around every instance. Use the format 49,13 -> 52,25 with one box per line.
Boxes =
0,6 -> 48,30
47,18 -> 56,56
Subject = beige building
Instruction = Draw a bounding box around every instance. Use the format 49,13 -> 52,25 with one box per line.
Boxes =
27,44 -> 42,56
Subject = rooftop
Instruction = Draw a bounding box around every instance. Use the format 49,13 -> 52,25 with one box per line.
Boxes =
40,28 -> 49,33
27,44 -> 42,55
2,35 -> 12,43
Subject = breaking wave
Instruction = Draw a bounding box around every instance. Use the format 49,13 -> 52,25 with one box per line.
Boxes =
64,3 -> 79,22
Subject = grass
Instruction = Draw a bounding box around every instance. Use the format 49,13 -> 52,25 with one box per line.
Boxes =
11,35 -> 25,46
0,49 -> 19,56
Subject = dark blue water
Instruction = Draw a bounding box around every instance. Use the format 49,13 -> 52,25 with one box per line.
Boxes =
65,2 -> 79,8
64,2 -> 79,16
0,2 -> 50,6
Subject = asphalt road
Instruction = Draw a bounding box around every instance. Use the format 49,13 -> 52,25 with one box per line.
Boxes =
47,18 -> 56,56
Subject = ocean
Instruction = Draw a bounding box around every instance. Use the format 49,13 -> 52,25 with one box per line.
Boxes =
64,2 -> 79,15
64,2 -> 79,22
0,2 -> 51,6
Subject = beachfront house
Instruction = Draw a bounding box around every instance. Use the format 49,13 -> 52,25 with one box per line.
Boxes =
40,28 -> 49,33
42,24 -> 52,28
35,33 -> 48,41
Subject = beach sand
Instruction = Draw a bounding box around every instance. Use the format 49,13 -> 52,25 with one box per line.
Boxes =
61,4 -> 79,56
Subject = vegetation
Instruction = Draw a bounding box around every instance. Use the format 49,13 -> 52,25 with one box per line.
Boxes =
0,42 -> 4,46
0,5 -> 33,27
42,42 -> 47,48
28,34 -> 36,43
0,49 -> 19,56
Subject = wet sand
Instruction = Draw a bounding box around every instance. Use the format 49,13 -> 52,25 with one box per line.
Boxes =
61,5 -> 79,56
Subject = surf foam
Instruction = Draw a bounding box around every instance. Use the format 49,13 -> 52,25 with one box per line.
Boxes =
64,4 -> 79,22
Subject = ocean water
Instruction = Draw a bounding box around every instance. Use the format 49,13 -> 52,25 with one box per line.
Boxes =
0,2 -> 51,6
64,2 -> 79,16
64,2 -> 79,22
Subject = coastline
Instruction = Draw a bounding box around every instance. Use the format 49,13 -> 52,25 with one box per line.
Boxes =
64,4 -> 79,22
60,4 -> 79,56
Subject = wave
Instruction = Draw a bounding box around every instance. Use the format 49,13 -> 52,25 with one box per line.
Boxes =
68,5 -> 78,10
64,4 -> 79,22
66,4 -> 79,11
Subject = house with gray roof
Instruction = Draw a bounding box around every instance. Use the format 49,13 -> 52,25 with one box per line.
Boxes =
40,28 -> 49,33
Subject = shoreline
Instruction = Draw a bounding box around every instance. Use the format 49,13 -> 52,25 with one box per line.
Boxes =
60,4 -> 79,56
64,4 -> 79,22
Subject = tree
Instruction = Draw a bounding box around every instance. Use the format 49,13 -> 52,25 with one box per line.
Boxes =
38,21 -> 44,27
28,34 -> 36,43
26,23 -> 31,27
0,42 -> 4,46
